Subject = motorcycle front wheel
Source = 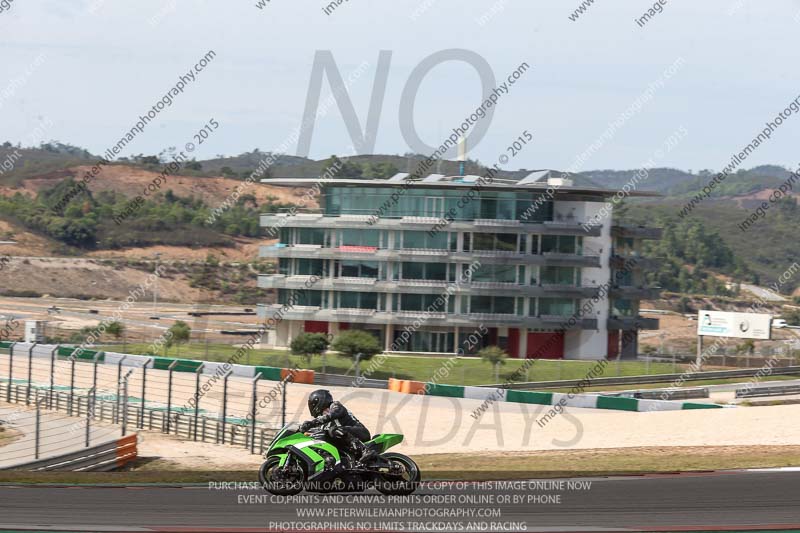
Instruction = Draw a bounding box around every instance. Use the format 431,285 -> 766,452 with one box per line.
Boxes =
259,456 -> 305,495
375,452 -> 421,495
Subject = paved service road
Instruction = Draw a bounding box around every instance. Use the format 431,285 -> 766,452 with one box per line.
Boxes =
0,471 -> 799,532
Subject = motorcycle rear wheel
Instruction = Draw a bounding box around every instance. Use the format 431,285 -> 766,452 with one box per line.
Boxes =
376,453 -> 421,495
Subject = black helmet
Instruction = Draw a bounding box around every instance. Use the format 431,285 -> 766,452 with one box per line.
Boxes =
308,389 -> 333,417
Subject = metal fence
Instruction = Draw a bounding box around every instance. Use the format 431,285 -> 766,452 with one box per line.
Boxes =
0,343 -> 289,456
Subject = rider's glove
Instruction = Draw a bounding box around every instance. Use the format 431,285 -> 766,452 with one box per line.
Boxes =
298,421 -> 313,433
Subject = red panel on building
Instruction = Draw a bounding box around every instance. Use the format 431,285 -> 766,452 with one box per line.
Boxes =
304,321 -> 329,334
338,322 -> 350,330
607,330 -> 620,359
526,331 -> 565,359
507,328 -> 520,358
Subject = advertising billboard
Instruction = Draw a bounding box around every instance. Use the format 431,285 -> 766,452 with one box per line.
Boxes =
697,310 -> 772,340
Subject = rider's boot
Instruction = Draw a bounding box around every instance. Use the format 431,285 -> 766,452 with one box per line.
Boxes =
345,434 -> 375,466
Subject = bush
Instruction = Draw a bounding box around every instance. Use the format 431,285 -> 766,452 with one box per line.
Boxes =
330,330 -> 381,362
290,332 -> 331,365
478,346 -> 508,381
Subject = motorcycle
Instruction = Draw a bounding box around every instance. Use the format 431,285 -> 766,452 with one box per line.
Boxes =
258,422 -> 421,496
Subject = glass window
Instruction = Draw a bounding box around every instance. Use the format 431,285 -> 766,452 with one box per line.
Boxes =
339,260 -> 379,278
361,292 -> 378,309
472,264 -> 517,283
402,262 -> 424,279
403,231 -> 447,250
496,193 -> 515,220
538,298 -> 577,316
278,259 -> 290,275
297,228 -> 325,245
497,234 -> 517,252
470,296 -> 492,314
297,259 -> 326,276
479,198 -> 497,219
281,289 -> 322,307
427,263 -> 447,280
541,235 -> 558,254
612,299 -> 634,316
541,266 -> 576,286
494,296 -> 515,314
339,291 -> 359,308
404,231 -> 426,249
400,262 -> 447,281
340,229 -> 380,247
541,235 -> 580,255
468,295 -> 515,314
529,234 -> 539,254
614,269 -> 633,286
473,233 -> 494,251
336,291 -> 378,309
516,195 -> 553,222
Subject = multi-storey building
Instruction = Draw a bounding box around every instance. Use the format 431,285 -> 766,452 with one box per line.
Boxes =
257,171 -> 660,360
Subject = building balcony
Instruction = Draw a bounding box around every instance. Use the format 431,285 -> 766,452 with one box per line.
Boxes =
607,316 -> 660,330
258,274 -> 603,298
257,304 -> 597,330
261,213 -> 602,237
259,245 -> 601,268
611,225 -> 662,240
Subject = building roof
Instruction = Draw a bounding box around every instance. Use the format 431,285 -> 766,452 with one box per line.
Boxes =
261,169 -> 661,197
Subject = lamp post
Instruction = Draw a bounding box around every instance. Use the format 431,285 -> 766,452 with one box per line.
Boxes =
152,252 -> 162,317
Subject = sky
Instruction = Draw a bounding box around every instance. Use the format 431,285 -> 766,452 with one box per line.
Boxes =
1,0 -> 799,174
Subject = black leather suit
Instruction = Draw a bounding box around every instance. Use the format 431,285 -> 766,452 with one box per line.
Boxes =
304,401 -> 371,454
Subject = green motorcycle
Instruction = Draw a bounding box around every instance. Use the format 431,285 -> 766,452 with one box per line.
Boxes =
258,423 -> 420,496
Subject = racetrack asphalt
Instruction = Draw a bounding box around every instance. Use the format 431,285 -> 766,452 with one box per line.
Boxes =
1,470 -> 799,532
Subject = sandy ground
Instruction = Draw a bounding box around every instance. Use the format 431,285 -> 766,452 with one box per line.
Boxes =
4,353 -> 800,470
0,296 -> 263,343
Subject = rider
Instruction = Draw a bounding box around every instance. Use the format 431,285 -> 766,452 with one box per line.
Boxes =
298,389 -> 377,465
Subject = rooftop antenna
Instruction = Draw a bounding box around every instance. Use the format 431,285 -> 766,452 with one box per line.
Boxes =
457,136 -> 467,176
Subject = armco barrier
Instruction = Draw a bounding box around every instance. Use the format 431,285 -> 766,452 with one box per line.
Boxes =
2,434 -> 138,472
735,384 -> 800,398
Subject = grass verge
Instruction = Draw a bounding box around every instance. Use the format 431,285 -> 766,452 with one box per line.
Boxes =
1,446 -> 798,484
99,343 -> 684,386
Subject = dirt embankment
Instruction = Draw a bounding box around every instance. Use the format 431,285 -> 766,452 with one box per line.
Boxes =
0,257 -> 209,302
8,164 -> 310,207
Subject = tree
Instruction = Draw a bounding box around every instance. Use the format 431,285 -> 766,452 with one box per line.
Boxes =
478,346 -> 508,382
167,320 -> 191,354
330,330 -> 381,375
106,321 -> 125,340
290,332 -> 330,366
